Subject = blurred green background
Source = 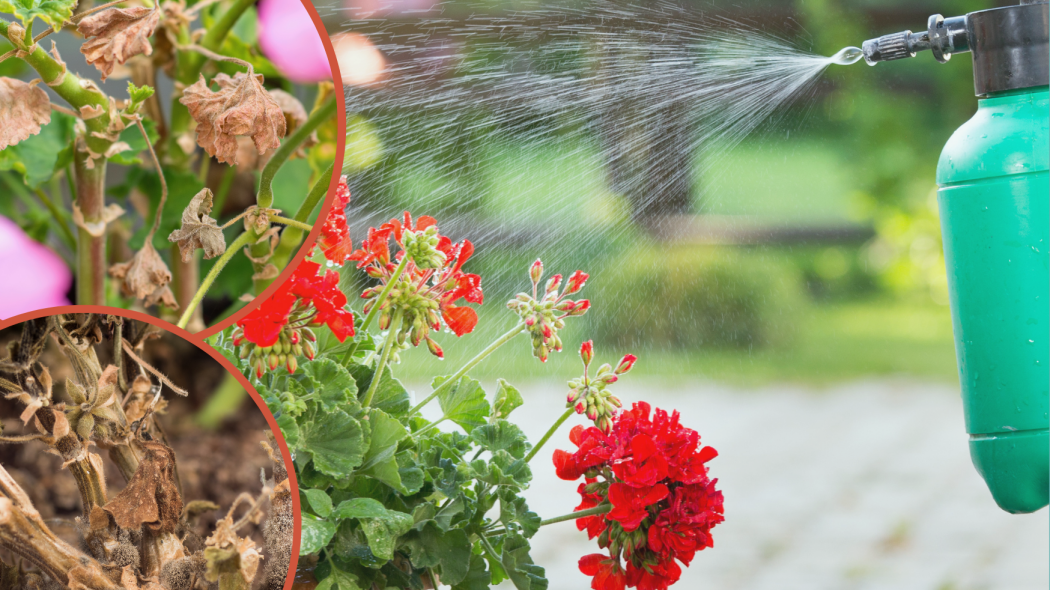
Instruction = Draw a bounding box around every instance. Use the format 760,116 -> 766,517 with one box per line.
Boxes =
323,0 -> 1012,386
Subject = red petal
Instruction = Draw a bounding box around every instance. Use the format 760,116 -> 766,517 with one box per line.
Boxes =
578,554 -> 604,576
442,306 -> 478,336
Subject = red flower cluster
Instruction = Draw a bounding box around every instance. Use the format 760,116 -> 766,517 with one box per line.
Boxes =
234,259 -> 355,377
352,212 -> 482,356
554,402 -> 723,590
317,176 -> 353,264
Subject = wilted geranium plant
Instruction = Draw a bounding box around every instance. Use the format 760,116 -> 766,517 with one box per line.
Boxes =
0,0 -> 336,330
0,314 -> 292,590
215,178 -> 724,590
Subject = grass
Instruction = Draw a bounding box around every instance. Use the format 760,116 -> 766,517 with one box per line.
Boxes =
388,298 -> 959,388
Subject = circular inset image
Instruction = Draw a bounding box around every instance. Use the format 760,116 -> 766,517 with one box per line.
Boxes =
0,0 -> 343,334
0,311 -> 296,590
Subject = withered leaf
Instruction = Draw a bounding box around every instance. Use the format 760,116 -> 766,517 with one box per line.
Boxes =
0,78 -> 51,150
167,188 -> 226,262
102,441 -> 182,533
77,7 -> 161,81
179,71 -> 286,165
109,243 -> 179,309
72,202 -> 125,237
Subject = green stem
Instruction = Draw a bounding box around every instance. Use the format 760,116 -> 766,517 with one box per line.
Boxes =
176,231 -> 255,329
255,97 -> 337,209
73,152 -> 108,305
485,504 -> 612,537
478,534 -> 502,565
541,504 -> 612,526
408,322 -> 526,416
34,188 -> 76,251
269,215 -> 313,232
362,308 -> 403,407
341,254 -> 412,364
524,407 -> 574,464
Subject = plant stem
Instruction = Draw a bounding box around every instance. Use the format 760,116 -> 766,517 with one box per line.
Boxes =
541,504 -> 611,527
255,97 -> 337,209
408,322 -> 526,415
478,533 -> 502,565
341,254 -> 411,364
176,231 -> 255,329
73,150 -> 108,305
524,407 -> 574,464
362,308 -> 402,407
269,215 -> 313,232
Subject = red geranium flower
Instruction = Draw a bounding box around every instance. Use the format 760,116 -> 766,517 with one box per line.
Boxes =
580,554 -> 626,590
625,559 -> 682,590
606,482 -> 668,532
318,176 -> 353,264
236,290 -> 295,348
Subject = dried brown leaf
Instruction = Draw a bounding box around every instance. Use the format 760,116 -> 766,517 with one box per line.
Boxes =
0,78 -> 51,150
101,440 -> 182,533
167,188 -> 226,262
179,71 -> 286,165
72,202 -> 125,237
109,243 -> 179,309
78,7 -> 161,81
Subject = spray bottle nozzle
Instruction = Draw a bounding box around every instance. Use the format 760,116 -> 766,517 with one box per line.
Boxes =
861,14 -> 970,65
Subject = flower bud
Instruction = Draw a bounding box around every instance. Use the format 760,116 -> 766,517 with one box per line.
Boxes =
286,355 -> 298,374
575,401 -> 586,414
253,359 -> 265,379
586,404 -> 599,421
303,341 -> 315,360
565,270 -> 589,294
530,259 -> 544,286
615,354 -> 637,375
567,299 -> 590,316
268,354 -> 280,371
544,274 -> 562,295
379,310 -> 391,330
238,345 -> 251,359
425,335 -> 443,358
290,331 -> 301,344
302,327 -> 317,342
579,340 -> 593,366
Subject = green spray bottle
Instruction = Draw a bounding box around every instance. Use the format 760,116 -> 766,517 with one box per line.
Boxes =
862,1 -> 1049,514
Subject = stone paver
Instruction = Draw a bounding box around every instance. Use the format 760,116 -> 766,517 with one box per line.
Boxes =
448,378 -> 1050,590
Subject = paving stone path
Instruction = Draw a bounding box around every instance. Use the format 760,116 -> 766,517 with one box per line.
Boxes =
470,378 -> 1049,590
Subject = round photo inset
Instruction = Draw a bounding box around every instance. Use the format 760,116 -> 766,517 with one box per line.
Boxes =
0,0 -> 343,334
0,311 -> 296,590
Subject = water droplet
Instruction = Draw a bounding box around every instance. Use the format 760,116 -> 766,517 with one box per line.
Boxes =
829,46 -> 863,66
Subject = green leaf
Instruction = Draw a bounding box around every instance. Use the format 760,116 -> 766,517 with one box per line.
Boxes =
303,489 -> 333,518
332,497 -> 388,520
109,119 -> 159,166
470,420 -> 531,459
302,359 -> 359,411
276,412 -> 299,447
498,489 -> 541,538
348,364 -> 410,417
298,409 -> 367,477
358,509 -> 413,562
0,111 -> 75,189
300,516 -> 338,555
434,375 -> 490,433
315,562 -> 362,590
451,554 -> 491,590
471,450 -> 532,489
359,409 -> 407,470
492,379 -> 524,420
0,0 -> 76,31
403,523 -> 471,586
500,533 -> 548,590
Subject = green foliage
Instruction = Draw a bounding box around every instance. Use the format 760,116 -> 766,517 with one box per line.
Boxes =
0,112 -> 75,189
232,326 -> 551,590
0,0 -> 76,31
590,245 -> 806,350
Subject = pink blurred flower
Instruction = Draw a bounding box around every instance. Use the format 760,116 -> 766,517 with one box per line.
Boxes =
258,0 -> 332,83
0,215 -> 71,319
